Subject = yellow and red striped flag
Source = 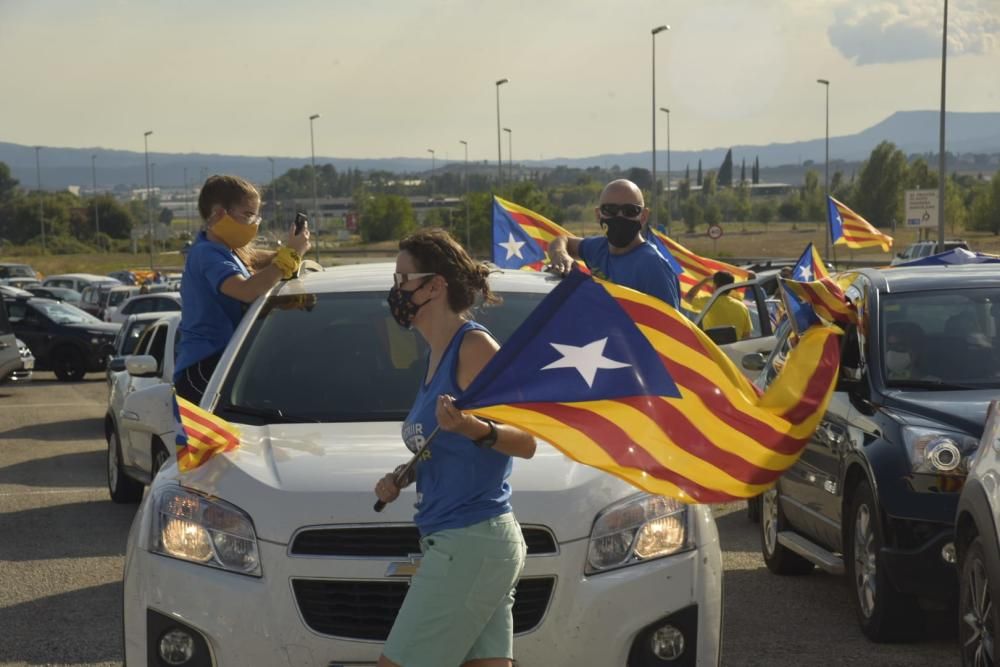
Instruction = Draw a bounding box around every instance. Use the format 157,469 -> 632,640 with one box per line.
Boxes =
784,243 -> 857,326
828,196 -> 893,252
173,394 -> 241,472
492,196 -> 572,270
649,228 -> 750,308
455,267 -> 841,504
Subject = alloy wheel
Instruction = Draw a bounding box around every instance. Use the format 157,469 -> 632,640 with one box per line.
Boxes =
762,489 -> 779,555
963,555 -> 995,667
107,433 -> 119,491
854,503 -> 877,618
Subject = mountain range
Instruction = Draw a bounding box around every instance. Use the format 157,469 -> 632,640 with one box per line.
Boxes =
2,110 -> 998,190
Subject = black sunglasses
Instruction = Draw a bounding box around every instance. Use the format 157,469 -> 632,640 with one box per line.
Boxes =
599,203 -> 644,218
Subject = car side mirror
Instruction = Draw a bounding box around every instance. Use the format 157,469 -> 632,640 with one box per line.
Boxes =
125,354 -> 158,377
705,326 -> 738,345
741,352 -> 767,372
836,365 -> 863,392
108,356 -> 126,373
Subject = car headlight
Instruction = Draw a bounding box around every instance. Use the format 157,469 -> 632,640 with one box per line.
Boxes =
585,493 -> 690,574
150,485 -> 262,577
902,426 -> 979,475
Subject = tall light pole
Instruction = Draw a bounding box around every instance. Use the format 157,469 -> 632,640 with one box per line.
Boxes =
35,146 -> 45,253
459,140 -> 470,248
817,79 -> 831,258
426,149 -> 436,197
267,157 -> 276,233
651,25 -> 669,230
309,113 -> 320,262
91,154 -> 101,249
183,166 -> 193,238
937,0 -> 948,248
502,128 -> 512,184
495,78 -> 509,189
144,130 -> 153,269
659,107 -> 671,235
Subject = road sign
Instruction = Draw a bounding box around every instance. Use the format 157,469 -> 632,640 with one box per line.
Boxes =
707,224 -> 723,240
905,190 -> 939,229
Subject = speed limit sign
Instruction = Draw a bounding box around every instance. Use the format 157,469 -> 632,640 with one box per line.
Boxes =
707,224 -> 723,240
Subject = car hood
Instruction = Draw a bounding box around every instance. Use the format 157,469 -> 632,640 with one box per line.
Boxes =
170,421 -> 632,544
882,389 -> 996,436
64,321 -> 119,334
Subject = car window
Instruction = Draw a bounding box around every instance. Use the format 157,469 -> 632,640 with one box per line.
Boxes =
132,326 -> 155,356
880,288 -> 1000,387
694,282 -> 770,340
759,322 -> 794,389
108,290 -> 133,307
0,299 -> 11,335
121,320 -> 153,355
124,298 -> 153,315
217,291 -> 545,423
147,325 -> 168,374
154,297 -> 180,312
30,300 -> 102,325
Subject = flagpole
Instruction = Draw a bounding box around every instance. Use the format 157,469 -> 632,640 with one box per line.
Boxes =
374,426 -> 440,512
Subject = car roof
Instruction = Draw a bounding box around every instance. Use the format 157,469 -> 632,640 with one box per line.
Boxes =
854,265 -> 1000,294
126,312 -> 172,324
127,291 -> 181,299
46,273 -> 120,281
275,262 -> 562,296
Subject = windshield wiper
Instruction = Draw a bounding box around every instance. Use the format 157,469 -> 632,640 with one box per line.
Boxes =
887,379 -> 985,390
217,403 -> 320,423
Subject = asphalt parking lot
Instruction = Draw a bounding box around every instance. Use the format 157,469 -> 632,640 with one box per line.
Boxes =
0,374 -> 957,666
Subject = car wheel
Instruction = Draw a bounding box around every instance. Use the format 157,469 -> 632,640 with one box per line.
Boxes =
107,427 -> 143,504
960,537 -> 1000,667
845,480 -> 919,641
52,347 -> 86,382
747,495 -> 762,523
760,488 -> 814,575
151,440 -> 171,479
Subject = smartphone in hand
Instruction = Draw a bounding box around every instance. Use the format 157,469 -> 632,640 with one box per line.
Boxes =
293,212 -> 308,236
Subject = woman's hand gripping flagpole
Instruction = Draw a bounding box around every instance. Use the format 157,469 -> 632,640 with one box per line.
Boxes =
373,426 -> 440,512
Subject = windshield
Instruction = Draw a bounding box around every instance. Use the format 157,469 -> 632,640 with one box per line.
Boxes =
108,290 -> 133,306
217,290 -> 545,424
0,265 -> 36,279
121,320 -> 153,355
881,288 -> 1000,388
32,300 -> 103,325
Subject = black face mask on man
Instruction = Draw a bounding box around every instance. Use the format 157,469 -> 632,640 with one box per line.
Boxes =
387,279 -> 432,329
602,216 -> 643,248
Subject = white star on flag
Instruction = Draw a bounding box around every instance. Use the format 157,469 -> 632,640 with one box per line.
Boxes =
498,232 -> 526,260
541,337 -> 631,388
796,263 -> 813,281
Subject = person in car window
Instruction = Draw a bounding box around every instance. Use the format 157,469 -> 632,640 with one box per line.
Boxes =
547,179 -> 681,308
374,228 -> 537,667
685,271 -> 753,340
173,175 -> 311,403
885,322 -> 924,380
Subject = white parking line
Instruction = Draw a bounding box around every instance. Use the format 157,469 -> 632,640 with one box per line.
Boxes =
0,487 -> 103,497
0,402 -> 103,409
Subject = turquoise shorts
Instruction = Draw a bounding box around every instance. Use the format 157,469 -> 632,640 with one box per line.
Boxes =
382,513 -> 527,667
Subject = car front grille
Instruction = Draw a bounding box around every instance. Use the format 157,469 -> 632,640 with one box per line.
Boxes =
292,576 -> 555,640
291,524 -> 558,557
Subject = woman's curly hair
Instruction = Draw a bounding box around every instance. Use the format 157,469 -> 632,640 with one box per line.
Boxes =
399,228 -> 500,313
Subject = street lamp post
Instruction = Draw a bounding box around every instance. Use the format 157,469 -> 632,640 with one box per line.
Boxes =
35,146 -> 45,253
309,113 -> 321,262
938,0 -> 948,248
495,78 -> 509,189
183,166 -> 193,238
426,149 -> 436,197
659,107 -> 671,235
91,154 -> 101,249
144,130 -> 153,269
817,79 -> 831,258
651,25 -> 669,230
502,128 -> 512,184
267,157 -> 276,233
459,140 -> 470,248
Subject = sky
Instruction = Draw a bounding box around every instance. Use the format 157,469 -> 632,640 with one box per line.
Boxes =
1,0 -> 998,163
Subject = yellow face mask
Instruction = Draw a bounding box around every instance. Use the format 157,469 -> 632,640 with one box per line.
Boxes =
212,213 -> 260,249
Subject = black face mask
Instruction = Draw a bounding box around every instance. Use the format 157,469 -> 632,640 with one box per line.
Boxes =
387,280 -> 431,329
602,216 -> 643,248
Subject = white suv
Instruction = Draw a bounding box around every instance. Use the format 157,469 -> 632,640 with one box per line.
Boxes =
120,264 -> 723,666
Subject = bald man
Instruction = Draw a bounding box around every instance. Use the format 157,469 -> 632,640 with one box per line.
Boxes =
549,179 -> 681,308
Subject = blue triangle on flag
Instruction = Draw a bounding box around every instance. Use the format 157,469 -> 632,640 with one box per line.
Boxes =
492,198 -> 546,269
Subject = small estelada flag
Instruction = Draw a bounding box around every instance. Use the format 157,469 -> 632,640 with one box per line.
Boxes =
172,393 -> 241,472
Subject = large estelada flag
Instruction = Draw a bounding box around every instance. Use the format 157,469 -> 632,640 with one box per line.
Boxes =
173,394 -> 241,472
492,196 -> 572,270
828,196 -> 893,252
649,228 -> 750,306
454,267 -> 841,503
783,243 -> 856,326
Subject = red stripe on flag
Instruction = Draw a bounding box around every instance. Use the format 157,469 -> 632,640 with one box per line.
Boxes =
183,422 -> 232,451
779,333 -> 841,423
179,406 -> 239,448
617,299 -> 716,360
506,211 -> 562,239
520,402 -> 736,503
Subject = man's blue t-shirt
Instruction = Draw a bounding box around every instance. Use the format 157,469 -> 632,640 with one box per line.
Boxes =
174,232 -> 250,379
579,235 -> 681,309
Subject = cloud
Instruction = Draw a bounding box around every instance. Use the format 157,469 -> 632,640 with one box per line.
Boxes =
828,0 -> 1000,65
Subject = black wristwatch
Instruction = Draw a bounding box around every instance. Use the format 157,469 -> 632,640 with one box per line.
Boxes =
473,419 -> 498,449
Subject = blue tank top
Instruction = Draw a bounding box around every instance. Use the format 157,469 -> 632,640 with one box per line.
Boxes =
402,320 -> 513,536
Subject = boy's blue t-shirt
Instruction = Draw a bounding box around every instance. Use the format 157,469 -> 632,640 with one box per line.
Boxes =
402,321 -> 513,536
579,235 -> 681,309
174,232 -> 250,379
